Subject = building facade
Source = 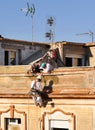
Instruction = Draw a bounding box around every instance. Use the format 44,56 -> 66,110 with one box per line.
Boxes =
0,37 -> 50,65
51,41 -> 95,67
0,37 -> 95,130
0,66 -> 95,130
0,37 -> 95,68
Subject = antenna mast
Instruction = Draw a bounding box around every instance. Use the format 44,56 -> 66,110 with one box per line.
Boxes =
45,16 -> 54,43
76,31 -> 94,42
21,2 -> 35,45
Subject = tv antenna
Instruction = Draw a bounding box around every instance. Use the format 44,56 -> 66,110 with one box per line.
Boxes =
21,2 -> 35,45
45,16 -> 54,43
76,30 -> 94,42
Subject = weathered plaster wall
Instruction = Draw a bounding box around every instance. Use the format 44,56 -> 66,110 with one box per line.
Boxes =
0,66 -> 95,93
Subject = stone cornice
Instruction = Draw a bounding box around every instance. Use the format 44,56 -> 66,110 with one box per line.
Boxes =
0,90 -> 95,99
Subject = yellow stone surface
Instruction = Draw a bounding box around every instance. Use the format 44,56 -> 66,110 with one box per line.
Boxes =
0,65 -> 94,130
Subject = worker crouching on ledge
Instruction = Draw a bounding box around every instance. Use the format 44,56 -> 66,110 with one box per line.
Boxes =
30,74 -> 43,107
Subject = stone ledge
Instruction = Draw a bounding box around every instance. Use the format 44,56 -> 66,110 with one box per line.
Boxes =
0,66 -> 94,75
0,88 -> 95,99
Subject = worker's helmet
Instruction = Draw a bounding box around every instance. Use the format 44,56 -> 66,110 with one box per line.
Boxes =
37,75 -> 42,80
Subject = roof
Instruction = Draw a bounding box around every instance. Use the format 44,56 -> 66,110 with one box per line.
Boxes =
0,37 -> 50,46
55,41 -> 86,46
84,42 -> 95,47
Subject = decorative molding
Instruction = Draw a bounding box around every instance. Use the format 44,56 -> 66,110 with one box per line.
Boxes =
46,108 -> 75,116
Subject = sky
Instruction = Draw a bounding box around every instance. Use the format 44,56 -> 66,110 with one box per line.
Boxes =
0,0 -> 95,43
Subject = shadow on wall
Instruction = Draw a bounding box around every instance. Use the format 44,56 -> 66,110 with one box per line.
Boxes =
85,47 -> 93,66
41,80 -> 53,107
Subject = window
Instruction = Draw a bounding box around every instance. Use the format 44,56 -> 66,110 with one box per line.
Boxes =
50,120 -> 69,130
4,51 -> 16,65
65,58 -> 72,67
4,51 -> 9,65
78,58 -> 82,66
5,118 -> 21,130
42,109 -> 76,130
65,57 -> 83,67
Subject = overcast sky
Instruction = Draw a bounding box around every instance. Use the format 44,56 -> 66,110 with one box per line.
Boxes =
0,0 -> 95,43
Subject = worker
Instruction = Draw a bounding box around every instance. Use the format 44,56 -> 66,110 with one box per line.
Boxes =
30,74 -> 43,107
42,60 -> 54,73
